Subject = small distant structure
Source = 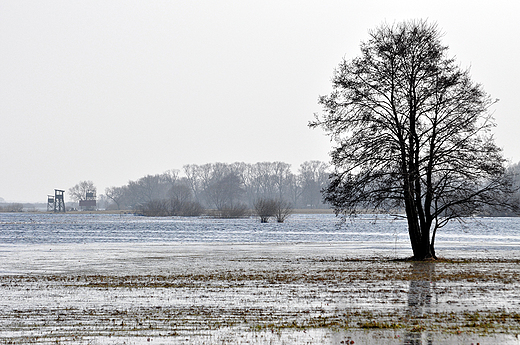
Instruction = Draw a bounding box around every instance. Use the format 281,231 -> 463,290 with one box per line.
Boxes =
47,195 -> 55,212
53,189 -> 66,213
79,190 -> 96,211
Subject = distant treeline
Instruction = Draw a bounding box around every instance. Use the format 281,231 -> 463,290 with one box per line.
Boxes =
501,161 -> 520,216
0,203 -> 24,212
104,161 -> 331,215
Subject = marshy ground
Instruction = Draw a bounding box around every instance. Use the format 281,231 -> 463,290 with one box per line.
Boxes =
1,243 -> 520,344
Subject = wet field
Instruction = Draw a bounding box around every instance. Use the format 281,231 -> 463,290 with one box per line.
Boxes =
1,214 -> 520,344
1,242 -> 520,344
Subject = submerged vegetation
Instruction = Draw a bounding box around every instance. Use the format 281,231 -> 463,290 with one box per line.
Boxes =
2,254 -> 520,343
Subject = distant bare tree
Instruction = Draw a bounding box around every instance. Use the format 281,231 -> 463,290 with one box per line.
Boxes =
167,177 -> 204,216
273,162 -> 292,201
183,164 -> 204,204
254,198 -> 278,223
161,169 -> 179,193
125,171 -> 177,207
128,175 -> 162,203
105,186 -> 127,210
168,179 -> 193,204
299,161 -> 330,208
253,162 -> 277,199
506,162 -> 520,212
206,172 -> 245,212
274,199 -> 293,223
69,181 -> 96,202
253,198 -> 293,223
285,173 -> 302,208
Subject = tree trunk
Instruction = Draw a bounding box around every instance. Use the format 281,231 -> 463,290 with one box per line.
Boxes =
410,235 -> 434,260
405,202 -> 434,260
429,226 -> 438,259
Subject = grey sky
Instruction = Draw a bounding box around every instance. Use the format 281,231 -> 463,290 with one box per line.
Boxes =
1,0 -> 519,202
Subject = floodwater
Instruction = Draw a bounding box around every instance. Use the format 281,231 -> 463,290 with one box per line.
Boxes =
1,213 -> 520,247
1,213 -> 520,344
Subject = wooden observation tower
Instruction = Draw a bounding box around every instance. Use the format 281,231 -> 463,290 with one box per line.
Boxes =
47,195 -> 54,211
53,189 -> 66,212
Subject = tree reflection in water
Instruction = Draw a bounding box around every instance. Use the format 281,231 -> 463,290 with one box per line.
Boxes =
404,261 -> 436,345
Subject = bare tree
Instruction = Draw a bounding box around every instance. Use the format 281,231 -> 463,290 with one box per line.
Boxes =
311,20 -> 517,260
299,161 -> 329,208
167,177 -> 204,216
273,162 -> 292,201
168,178 -> 192,204
69,181 -> 96,202
253,198 -> 293,223
135,177 -> 205,217
126,172 -> 177,207
285,173 -> 302,208
274,199 -> 293,223
206,172 -> 247,217
506,162 -> 520,213
183,164 -> 205,205
105,186 -> 128,210
254,198 -> 278,223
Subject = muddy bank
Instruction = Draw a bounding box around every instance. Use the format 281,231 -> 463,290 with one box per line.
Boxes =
1,243 -> 520,344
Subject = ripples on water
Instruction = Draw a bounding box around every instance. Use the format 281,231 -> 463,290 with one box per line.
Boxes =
0,213 -> 519,246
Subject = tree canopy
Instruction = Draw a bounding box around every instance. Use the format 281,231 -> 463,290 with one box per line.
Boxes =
311,20 -> 517,260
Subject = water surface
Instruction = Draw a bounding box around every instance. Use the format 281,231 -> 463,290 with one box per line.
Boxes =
1,213 -> 519,249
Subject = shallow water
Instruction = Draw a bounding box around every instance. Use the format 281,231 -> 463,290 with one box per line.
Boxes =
1,213 -> 519,247
1,213 -> 520,344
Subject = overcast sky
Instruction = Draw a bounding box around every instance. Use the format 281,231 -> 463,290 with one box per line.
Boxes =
1,1 -> 519,203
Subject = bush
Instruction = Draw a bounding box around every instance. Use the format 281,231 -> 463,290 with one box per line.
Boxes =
254,198 -> 278,223
274,199 -> 293,223
216,203 -> 249,218
254,198 -> 293,223
136,199 -> 204,217
169,199 -> 205,216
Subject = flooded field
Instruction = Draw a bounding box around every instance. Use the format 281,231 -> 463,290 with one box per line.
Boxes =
1,214 -> 520,344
